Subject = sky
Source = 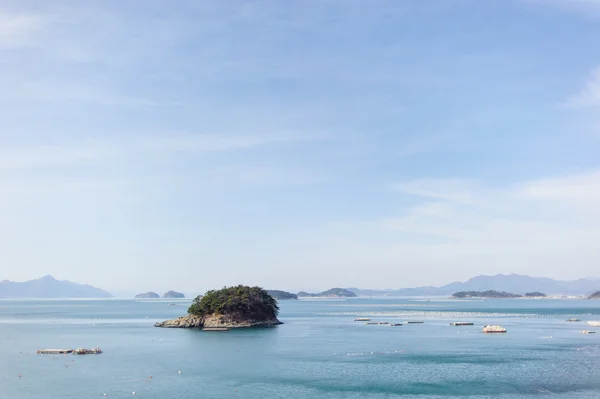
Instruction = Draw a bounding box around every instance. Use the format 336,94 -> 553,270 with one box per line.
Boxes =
1,0 -> 599,294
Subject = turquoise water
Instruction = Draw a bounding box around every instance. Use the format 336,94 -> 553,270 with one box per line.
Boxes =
1,298 -> 599,398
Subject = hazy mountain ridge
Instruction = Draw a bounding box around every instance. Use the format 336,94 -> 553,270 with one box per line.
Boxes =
0,275 -> 112,298
348,274 -> 600,297
298,288 -> 357,298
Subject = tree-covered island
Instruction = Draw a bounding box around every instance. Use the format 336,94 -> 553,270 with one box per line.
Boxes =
155,285 -> 282,329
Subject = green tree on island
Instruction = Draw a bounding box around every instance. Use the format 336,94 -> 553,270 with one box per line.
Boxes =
188,285 -> 279,321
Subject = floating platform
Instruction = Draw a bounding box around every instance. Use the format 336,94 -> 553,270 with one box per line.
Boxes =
450,322 -> 474,326
37,349 -> 73,355
586,321 -> 600,327
365,322 -> 380,325
390,323 -> 403,327
405,321 -> 424,324
482,325 -> 507,333
202,327 -> 229,331
581,330 -> 596,334
37,348 -> 102,355
354,318 -> 371,322
566,318 -> 581,322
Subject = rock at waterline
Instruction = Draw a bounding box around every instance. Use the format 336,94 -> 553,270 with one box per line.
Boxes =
154,314 -> 282,329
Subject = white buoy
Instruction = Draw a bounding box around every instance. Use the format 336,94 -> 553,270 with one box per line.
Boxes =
133,392 -> 136,395
178,371 -> 181,374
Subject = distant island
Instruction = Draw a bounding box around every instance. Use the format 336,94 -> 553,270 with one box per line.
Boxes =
525,292 -> 547,298
266,290 -> 297,300
135,292 -> 160,299
452,290 -> 522,299
298,288 -> 357,298
589,291 -> 600,299
155,285 -> 282,329
0,275 -> 112,298
163,291 -> 185,299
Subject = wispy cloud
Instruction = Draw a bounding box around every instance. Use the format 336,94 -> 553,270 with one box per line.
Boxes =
376,170 -> 600,278
0,131 -> 328,172
564,66 -> 600,108
515,170 -> 600,206
392,179 -> 480,206
5,81 -> 167,107
141,131 -> 329,153
0,11 -> 44,47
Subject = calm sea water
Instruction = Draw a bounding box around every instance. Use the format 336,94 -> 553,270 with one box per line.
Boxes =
1,298 -> 599,398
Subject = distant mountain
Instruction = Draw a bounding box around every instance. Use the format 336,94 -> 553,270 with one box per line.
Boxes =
347,274 -> 600,297
163,291 -> 185,299
0,275 -> 112,298
298,288 -> 357,298
266,290 -> 298,300
135,292 -> 160,299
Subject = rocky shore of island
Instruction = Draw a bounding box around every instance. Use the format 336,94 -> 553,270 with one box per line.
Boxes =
155,313 -> 282,329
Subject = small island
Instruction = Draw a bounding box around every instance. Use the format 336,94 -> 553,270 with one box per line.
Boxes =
163,291 -> 185,299
266,290 -> 298,300
452,290 -> 522,299
589,291 -> 600,300
135,292 -> 160,299
155,285 -> 282,329
297,288 -> 357,298
525,292 -> 547,298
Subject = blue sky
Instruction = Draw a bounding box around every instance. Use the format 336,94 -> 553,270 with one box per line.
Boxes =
1,0 -> 599,293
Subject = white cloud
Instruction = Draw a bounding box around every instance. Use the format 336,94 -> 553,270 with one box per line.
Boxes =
564,66 -> 600,108
141,131 -> 329,153
0,131 -> 328,172
380,171 -> 600,279
9,81 -> 166,107
515,170 -> 600,205
0,12 -> 44,46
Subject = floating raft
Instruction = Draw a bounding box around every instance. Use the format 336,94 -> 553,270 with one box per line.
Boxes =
586,321 -> 600,327
581,330 -> 596,334
354,318 -> 371,322
202,327 -> 229,331
405,321 -> 424,324
450,322 -> 474,326
37,349 -> 73,355
566,318 -> 581,322
390,323 -> 403,327
482,325 -> 507,333
37,348 -> 102,355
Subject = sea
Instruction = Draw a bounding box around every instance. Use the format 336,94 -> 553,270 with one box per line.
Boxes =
1,298 -> 599,399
